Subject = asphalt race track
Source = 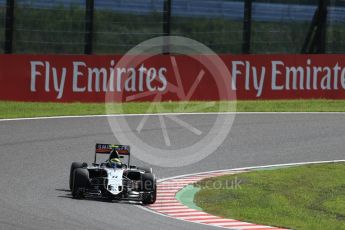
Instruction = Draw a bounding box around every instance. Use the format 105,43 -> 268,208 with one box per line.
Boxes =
1,113 -> 345,230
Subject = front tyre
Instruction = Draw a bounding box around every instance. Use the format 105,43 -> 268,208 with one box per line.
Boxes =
141,173 -> 157,205
69,162 -> 83,190
72,168 -> 89,199
142,187 -> 157,205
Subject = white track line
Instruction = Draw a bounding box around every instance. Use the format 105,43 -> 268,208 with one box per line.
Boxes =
1,111 -> 345,122
157,160 -> 345,183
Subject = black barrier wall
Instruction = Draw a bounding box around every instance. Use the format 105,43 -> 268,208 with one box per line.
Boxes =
0,0 -> 344,54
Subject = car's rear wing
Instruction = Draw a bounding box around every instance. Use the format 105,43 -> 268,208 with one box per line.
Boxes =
94,144 -> 131,165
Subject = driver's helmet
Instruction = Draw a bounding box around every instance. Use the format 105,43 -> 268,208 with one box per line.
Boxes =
109,158 -> 122,168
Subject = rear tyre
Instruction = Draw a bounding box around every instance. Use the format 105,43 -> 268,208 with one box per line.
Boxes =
141,173 -> 157,205
72,168 -> 89,199
69,162 -> 83,190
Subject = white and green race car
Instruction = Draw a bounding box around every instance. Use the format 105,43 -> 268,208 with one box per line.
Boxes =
69,144 -> 157,205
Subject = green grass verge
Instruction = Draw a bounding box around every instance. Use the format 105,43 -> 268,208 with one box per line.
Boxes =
1,99 -> 345,119
194,163 -> 345,230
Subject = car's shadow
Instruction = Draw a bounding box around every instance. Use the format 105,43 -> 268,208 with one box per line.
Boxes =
55,188 -> 143,205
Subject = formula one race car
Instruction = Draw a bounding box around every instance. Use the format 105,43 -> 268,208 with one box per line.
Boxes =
69,144 -> 157,205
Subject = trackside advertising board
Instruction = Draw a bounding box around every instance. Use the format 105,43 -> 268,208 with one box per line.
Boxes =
1,54 -> 345,102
